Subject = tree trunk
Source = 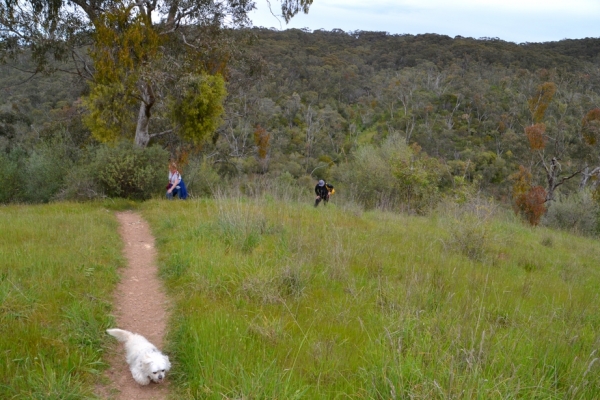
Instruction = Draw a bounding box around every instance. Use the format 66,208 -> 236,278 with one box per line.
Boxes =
134,82 -> 155,148
544,156 -> 582,202
545,157 -> 559,202
579,166 -> 600,190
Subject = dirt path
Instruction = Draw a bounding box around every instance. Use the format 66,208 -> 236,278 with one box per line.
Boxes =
97,211 -> 171,399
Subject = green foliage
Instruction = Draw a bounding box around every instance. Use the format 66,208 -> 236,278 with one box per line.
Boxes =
0,135 -> 78,204
82,8 -> 163,143
334,134 -> 445,213
92,141 -> 168,200
54,160 -> 103,202
0,110 -> 31,139
91,10 -> 161,86
169,73 -> 227,145
23,140 -> 73,203
82,81 -> 137,143
182,157 -> 222,198
6,29 -> 600,213
334,134 -> 409,210
0,135 -> 170,203
543,190 -> 600,236
0,150 -> 22,203
392,145 -> 444,213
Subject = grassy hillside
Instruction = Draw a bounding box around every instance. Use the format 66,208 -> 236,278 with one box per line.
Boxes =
2,198 -> 599,398
141,196 -> 600,398
0,203 -> 123,399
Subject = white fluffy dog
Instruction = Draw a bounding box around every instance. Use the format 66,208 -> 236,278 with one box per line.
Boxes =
107,328 -> 171,385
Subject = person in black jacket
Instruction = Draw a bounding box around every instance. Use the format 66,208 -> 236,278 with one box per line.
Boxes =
314,180 -> 334,207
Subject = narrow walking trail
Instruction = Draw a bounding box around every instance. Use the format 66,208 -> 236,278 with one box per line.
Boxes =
97,211 -> 171,399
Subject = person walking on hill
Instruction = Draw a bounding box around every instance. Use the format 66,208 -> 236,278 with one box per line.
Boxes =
166,161 -> 188,200
314,179 -> 334,207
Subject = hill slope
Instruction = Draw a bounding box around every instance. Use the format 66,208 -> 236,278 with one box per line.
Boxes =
141,196 -> 600,398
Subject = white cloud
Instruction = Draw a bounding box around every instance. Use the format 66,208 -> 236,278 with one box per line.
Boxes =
249,0 -> 600,42
321,0 -> 600,14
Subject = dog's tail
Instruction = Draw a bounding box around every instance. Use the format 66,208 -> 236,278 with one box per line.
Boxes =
106,328 -> 133,343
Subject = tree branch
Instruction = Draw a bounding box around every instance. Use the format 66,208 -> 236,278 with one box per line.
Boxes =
149,129 -> 173,138
181,33 -> 197,49
556,168 -> 584,189
0,66 -> 39,90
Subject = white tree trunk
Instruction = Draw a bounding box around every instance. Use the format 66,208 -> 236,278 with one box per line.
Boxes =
134,82 -> 155,148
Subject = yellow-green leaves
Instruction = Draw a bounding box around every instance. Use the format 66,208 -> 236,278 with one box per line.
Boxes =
169,73 -> 227,145
83,80 -> 138,142
83,6 -> 162,142
91,8 -> 161,86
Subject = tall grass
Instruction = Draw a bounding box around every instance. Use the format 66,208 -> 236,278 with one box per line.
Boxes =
0,203 -> 123,399
143,196 -> 600,399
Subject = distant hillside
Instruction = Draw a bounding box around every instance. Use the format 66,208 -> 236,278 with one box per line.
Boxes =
2,29 -> 600,209
526,37 -> 600,62
246,29 -> 600,70
215,29 -> 600,199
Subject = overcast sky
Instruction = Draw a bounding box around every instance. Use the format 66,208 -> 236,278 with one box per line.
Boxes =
249,0 -> 600,43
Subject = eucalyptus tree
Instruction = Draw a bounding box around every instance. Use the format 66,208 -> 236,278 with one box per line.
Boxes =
0,0 -> 314,147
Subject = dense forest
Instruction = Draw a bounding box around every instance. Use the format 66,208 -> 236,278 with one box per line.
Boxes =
2,29 -> 600,231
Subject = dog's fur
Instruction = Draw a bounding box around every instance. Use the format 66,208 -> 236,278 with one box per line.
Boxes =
107,328 -> 171,385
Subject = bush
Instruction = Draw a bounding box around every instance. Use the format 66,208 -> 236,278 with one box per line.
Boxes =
542,190 -> 599,236
0,150 -> 22,203
183,157 -> 222,198
23,140 -> 73,203
333,134 -> 442,213
54,160 -> 104,201
333,135 -> 407,210
92,141 -> 169,200
0,139 -> 76,204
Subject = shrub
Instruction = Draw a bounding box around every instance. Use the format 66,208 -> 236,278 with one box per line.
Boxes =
23,141 -> 73,203
515,186 -> 547,226
511,165 -> 547,226
392,144 -> 443,213
542,190 -> 599,236
334,135 -> 408,210
334,134 -> 442,213
92,141 -> 168,200
0,134 -> 90,203
0,150 -> 21,203
54,160 -> 104,201
183,157 -> 222,198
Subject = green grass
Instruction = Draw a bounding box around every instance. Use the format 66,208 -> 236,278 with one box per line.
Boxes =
0,203 -> 123,399
142,197 -> 600,399
3,197 -> 600,399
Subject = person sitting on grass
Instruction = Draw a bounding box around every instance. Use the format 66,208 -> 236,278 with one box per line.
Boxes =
314,179 -> 334,207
